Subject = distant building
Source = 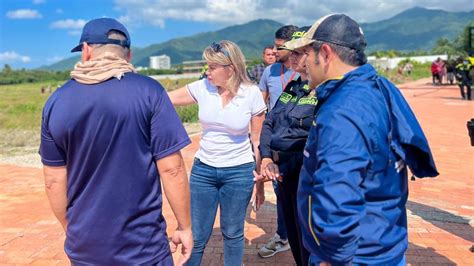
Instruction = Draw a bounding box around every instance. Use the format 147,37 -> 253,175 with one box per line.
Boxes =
149,55 -> 171,70
182,59 -> 206,74
181,59 -> 253,74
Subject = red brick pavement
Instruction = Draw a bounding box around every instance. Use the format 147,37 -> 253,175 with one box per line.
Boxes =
0,79 -> 473,265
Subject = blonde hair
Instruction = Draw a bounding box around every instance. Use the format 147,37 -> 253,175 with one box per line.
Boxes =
203,40 -> 252,95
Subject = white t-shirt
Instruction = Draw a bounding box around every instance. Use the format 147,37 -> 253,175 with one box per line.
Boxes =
186,79 -> 266,167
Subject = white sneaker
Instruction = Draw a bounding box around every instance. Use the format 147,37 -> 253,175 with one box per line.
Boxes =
258,233 -> 290,258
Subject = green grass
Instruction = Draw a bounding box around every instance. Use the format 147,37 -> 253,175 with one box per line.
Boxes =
176,105 -> 199,123
0,81 -> 57,130
409,62 -> 432,81
158,78 -> 197,91
0,78 -> 200,156
0,78 -> 198,130
152,78 -> 200,123
155,78 -> 200,123
378,62 -> 432,84
0,82 -> 55,156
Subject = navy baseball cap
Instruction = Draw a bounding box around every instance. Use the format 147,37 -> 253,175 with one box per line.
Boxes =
71,18 -> 131,53
290,14 -> 367,51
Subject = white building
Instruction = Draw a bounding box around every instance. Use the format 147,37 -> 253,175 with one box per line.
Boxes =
149,55 -> 171,70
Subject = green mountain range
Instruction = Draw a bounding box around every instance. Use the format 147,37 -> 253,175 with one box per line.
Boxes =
42,7 -> 474,71
361,7 -> 473,51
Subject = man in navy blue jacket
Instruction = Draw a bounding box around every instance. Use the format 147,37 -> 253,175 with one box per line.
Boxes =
289,14 -> 438,265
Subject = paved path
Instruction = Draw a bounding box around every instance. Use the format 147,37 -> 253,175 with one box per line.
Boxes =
0,79 -> 473,265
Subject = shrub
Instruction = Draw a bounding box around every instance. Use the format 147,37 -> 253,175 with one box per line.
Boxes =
175,105 -> 198,123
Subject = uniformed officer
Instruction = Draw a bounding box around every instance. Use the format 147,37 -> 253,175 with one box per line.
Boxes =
455,57 -> 472,100
254,26 -> 315,266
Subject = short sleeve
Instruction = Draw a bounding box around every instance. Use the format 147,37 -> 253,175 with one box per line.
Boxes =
186,79 -> 207,103
39,108 -> 67,166
151,88 -> 191,160
250,85 -> 267,116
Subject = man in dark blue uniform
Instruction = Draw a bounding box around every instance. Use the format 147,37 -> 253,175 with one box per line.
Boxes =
255,26 -> 314,266
257,25 -> 298,258
455,57 -> 472,100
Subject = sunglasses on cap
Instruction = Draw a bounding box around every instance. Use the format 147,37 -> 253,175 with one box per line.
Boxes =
210,42 -> 230,58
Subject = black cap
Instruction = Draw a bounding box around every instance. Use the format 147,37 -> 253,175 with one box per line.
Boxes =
314,14 -> 366,50
290,14 -> 367,51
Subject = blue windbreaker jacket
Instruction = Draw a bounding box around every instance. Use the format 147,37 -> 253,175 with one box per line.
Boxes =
298,64 -> 438,265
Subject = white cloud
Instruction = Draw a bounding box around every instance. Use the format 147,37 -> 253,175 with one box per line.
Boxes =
114,0 -> 474,27
33,0 -> 45,4
50,19 -> 87,30
47,56 -> 64,63
0,51 -> 31,63
6,9 -> 42,19
68,30 -> 82,36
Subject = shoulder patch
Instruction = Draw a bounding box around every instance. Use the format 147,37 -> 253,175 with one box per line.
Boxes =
279,92 -> 293,104
298,96 -> 318,106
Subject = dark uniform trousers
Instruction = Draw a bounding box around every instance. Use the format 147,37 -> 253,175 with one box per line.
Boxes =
274,151 -> 310,266
455,62 -> 472,100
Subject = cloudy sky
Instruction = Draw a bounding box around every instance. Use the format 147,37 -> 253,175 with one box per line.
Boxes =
1,0 -> 473,69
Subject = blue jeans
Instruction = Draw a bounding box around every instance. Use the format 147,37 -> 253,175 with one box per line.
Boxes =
186,159 -> 255,266
273,180 -> 288,240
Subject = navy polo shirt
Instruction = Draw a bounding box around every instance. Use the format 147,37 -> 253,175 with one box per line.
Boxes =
40,73 -> 190,264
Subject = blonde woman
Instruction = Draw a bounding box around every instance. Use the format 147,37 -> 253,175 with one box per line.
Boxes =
169,40 -> 266,265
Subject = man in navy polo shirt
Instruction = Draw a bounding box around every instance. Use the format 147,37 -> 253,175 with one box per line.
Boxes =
40,18 -> 193,265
